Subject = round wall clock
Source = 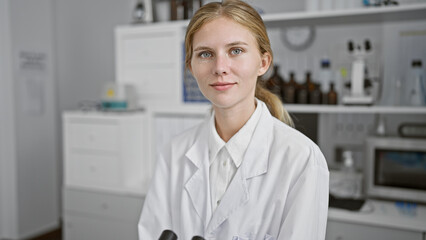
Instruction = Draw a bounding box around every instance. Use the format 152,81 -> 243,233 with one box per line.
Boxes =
280,26 -> 316,51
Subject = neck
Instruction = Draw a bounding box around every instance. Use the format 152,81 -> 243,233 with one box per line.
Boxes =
213,98 -> 256,142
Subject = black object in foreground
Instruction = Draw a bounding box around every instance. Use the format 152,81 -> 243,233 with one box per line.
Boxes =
192,236 -> 206,240
158,230 -> 178,240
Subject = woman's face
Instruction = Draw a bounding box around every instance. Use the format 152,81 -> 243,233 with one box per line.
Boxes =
190,17 -> 271,110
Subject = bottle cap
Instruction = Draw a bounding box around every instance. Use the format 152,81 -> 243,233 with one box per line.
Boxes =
321,59 -> 331,68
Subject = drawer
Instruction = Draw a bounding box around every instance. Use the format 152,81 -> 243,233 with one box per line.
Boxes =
65,153 -> 121,189
63,188 -> 144,221
68,122 -> 119,151
63,214 -> 138,240
326,220 -> 423,240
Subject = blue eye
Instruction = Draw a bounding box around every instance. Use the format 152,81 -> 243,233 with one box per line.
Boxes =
199,52 -> 212,58
231,48 -> 243,55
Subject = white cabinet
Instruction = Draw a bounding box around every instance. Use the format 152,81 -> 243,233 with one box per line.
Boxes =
326,220 -> 424,240
63,188 -> 143,240
115,23 -> 185,106
63,111 -> 150,194
326,221 -> 423,240
327,200 -> 426,240
63,111 -> 148,240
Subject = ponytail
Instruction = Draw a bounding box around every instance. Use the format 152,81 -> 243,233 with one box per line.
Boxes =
255,81 -> 294,127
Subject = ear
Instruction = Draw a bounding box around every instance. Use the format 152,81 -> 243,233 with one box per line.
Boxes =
258,52 -> 272,76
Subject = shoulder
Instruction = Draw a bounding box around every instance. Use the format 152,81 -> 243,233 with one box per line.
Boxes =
269,117 -> 328,171
171,120 -> 205,146
161,117 -> 207,156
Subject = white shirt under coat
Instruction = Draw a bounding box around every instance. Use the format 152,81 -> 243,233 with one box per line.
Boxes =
138,100 -> 329,240
208,99 -> 262,213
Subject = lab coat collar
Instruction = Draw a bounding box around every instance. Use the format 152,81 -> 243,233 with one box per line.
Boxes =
206,100 -> 272,234
184,120 -> 213,230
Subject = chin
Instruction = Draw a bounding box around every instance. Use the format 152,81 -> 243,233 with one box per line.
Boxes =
209,96 -> 237,109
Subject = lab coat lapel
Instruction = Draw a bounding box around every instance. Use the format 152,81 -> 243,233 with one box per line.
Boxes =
243,103 -> 271,179
184,121 -> 212,229
206,102 -> 272,234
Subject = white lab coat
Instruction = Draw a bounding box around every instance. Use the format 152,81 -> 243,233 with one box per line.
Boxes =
138,101 -> 329,240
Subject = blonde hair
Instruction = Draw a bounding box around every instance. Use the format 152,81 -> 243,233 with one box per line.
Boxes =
185,0 -> 294,127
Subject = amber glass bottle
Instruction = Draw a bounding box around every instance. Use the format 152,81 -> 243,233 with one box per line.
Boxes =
297,72 -> 310,104
282,72 -> 297,104
266,65 -> 284,100
306,72 -> 322,104
327,82 -> 338,105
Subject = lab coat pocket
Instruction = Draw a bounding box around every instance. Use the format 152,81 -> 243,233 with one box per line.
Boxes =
264,234 -> 276,240
232,234 -> 275,240
232,236 -> 250,240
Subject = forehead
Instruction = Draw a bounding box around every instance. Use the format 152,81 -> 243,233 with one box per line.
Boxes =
192,17 -> 257,46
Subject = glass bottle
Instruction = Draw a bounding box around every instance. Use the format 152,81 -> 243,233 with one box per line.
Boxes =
339,150 -> 360,198
306,72 -> 321,104
282,72 -> 297,104
407,60 -> 425,106
266,65 -> 284,100
297,72 -> 310,104
170,0 -> 178,20
132,1 -> 146,23
319,59 -> 332,104
327,82 -> 338,105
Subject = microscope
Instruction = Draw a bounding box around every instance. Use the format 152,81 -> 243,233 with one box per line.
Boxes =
342,40 -> 374,105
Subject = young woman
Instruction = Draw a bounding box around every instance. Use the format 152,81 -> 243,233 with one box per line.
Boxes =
138,1 -> 329,239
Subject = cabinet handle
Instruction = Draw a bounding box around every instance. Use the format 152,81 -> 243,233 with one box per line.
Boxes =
336,236 -> 343,240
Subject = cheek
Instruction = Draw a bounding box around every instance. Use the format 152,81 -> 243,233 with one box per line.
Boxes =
191,61 -> 212,80
237,58 -> 262,80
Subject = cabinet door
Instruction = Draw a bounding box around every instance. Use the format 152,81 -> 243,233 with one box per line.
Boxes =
63,189 -> 144,240
64,214 -> 138,240
326,220 -> 423,240
115,25 -> 182,104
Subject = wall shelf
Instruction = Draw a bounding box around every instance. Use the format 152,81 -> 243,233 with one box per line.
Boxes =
262,3 -> 426,27
285,105 -> 426,114
146,103 -> 426,115
124,3 -> 426,30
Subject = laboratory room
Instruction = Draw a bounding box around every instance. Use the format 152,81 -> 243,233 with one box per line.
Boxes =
1,0 -> 426,239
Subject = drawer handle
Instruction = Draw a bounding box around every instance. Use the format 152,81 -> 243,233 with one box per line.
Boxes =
336,236 -> 343,240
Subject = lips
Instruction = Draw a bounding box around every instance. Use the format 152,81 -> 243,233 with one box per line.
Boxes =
209,82 -> 236,91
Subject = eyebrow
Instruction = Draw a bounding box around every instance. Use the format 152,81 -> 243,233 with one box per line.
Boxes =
193,41 -> 249,52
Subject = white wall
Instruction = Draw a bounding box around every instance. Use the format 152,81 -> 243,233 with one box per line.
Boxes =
55,0 -> 135,112
10,0 -> 59,236
0,0 -> 60,238
0,0 -> 19,237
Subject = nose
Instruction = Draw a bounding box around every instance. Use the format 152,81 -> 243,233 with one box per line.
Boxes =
213,53 -> 229,76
